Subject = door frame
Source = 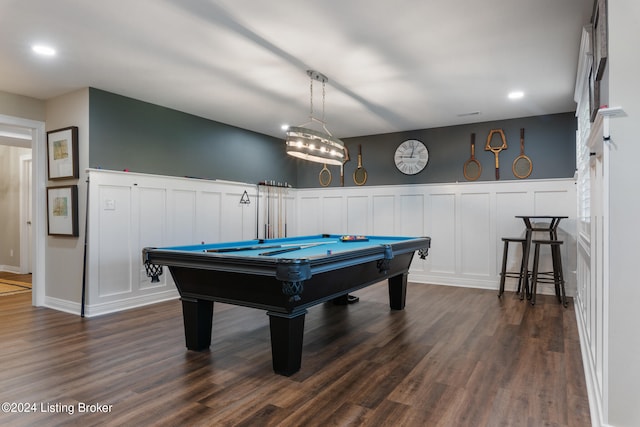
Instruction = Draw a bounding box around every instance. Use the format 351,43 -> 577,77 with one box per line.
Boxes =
19,153 -> 32,274
1,114 -> 46,307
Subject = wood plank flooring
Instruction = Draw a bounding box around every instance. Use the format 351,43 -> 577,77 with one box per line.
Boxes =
0,283 -> 590,426
0,272 -> 32,296
0,272 -> 32,283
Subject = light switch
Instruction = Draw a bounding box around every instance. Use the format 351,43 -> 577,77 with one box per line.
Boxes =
104,199 -> 116,210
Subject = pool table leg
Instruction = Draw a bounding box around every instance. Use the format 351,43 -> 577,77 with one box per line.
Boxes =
181,297 -> 213,351
267,310 -> 307,376
388,273 -> 408,310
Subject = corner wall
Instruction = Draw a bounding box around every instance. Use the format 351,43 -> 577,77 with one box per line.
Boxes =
44,89 -> 90,310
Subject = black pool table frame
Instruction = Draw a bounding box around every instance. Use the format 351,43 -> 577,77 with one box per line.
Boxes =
143,235 -> 430,375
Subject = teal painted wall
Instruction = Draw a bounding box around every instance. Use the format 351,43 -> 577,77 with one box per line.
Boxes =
88,88 -> 575,189
89,88 -> 297,185
296,112 -> 577,187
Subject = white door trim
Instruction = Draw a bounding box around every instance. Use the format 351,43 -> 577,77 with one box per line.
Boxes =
19,154 -> 32,274
1,114 -> 46,307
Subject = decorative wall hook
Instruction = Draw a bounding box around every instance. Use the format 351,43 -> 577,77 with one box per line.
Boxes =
240,190 -> 251,204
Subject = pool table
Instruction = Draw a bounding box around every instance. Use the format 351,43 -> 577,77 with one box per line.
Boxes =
142,234 -> 430,375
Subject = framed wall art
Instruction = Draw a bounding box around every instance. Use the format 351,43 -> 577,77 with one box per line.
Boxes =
47,185 -> 79,237
47,126 -> 79,180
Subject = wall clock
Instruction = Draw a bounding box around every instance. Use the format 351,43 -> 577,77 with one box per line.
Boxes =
394,139 -> 429,175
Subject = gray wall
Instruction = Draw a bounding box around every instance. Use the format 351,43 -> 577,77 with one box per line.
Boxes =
89,88 -> 298,185
296,112 -> 576,188
0,90 -> 46,122
88,88 -> 575,190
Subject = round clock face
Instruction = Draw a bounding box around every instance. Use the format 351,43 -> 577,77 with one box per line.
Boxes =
394,139 -> 429,175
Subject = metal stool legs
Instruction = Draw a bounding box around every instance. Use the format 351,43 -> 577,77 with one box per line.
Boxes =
530,240 -> 567,307
498,237 -> 527,298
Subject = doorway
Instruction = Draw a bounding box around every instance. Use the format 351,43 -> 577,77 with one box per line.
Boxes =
0,114 -> 45,306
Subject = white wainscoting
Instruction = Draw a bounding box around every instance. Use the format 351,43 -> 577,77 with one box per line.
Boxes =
83,170 -> 575,317
295,179 -> 577,294
85,170 -> 259,316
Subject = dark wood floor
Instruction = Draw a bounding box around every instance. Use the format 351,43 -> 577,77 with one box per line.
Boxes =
0,282 -> 590,427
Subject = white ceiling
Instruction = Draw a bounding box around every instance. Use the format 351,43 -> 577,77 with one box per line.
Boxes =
0,0 -> 592,143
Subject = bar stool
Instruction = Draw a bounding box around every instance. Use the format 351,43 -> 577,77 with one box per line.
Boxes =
515,216 -> 568,300
498,237 -> 527,298
530,239 -> 567,307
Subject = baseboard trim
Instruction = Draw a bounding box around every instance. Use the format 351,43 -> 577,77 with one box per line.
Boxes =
574,298 -> 607,427
44,290 -> 180,317
0,265 -> 21,274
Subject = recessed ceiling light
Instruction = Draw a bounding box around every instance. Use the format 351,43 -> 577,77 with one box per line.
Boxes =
32,44 -> 56,56
508,91 -> 524,100
281,124 -> 290,131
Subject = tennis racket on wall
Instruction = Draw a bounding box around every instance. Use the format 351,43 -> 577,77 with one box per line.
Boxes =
353,144 -> 368,185
512,128 -> 532,179
463,133 -> 482,181
485,129 -> 507,180
319,164 -> 332,187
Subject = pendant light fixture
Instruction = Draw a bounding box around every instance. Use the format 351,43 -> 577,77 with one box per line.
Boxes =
285,70 -> 347,166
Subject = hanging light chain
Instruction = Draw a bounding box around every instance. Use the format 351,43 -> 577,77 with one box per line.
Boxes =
309,74 -> 314,119
307,69 -> 329,123
321,79 -> 326,122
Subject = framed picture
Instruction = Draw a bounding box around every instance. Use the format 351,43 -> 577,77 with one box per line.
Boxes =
592,0 -> 608,81
47,126 -> 79,180
47,185 -> 79,237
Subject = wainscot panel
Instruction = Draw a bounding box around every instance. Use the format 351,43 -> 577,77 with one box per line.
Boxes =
85,169 -> 258,317
294,179 -> 576,295
81,171 -> 575,317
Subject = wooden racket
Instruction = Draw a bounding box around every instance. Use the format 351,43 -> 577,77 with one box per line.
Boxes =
353,144 -> 368,185
485,129 -> 507,180
319,164 -> 332,187
340,144 -> 350,187
512,128 -> 532,179
463,133 -> 482,181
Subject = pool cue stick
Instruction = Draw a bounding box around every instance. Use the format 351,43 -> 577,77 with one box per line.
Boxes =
265,184 -> 269,238
255,184 -> 259,239
207,240 -> 337,253
278,186 -> 283,237
270,184 -> 273,238
262,184 -> 267,238
268,184 -> 272,238
260,246 -> 303,256
264,183 -> 271,239
258,241 -> 336,256
81,177 -> 90,318
207,243 -> 292,253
